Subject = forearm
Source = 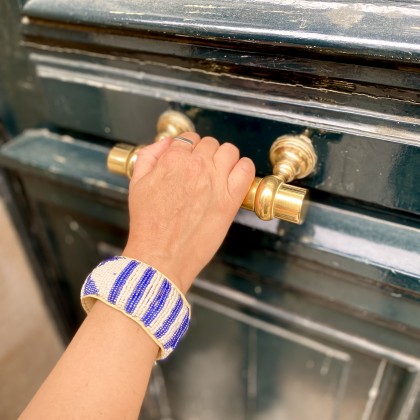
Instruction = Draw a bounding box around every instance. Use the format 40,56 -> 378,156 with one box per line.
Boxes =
19,133 -> 255,419
20,300 -> 158,420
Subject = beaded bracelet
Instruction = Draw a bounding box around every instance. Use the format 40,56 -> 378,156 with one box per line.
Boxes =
80,256 -> 191,360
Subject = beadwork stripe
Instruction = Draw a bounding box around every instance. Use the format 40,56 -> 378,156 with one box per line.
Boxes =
124,267 -> 156,314
155,296 -> 183,339
83,274 -> 99,296
159,303 -> 189,345
102,258 -> 134,300
164,312 -> 190,350
131,273 -> 161,320
108,260 -> 139,304
149,286 -> 179,334
142,279 -> 171,326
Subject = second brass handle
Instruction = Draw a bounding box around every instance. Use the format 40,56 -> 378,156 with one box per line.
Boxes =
243,176 -> 309,224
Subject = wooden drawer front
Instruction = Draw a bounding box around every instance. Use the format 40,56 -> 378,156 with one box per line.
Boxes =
19,0 -> 420,218
22,0 -> 420,64
24,51 -> 420,218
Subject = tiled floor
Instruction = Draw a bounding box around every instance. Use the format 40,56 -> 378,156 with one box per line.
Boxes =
0,196 -> 64,419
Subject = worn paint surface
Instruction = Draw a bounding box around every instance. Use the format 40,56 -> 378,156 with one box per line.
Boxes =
24,0 -> 420,63
0,129 -> 128,198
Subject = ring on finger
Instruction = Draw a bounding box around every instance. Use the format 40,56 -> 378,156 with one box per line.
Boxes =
173,136 -> 194,146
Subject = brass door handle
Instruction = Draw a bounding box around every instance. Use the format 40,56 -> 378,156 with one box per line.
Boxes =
242,134 -> 316,223
107,111 -> 317,224
107,110 -> 195,177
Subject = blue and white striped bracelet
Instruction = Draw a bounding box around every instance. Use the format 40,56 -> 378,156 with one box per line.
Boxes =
80,256 -> 191,360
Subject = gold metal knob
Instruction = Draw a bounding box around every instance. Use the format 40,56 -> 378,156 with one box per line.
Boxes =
107,111 -> 317,224
270,134 -> 317,183
241,176 -> 309,223
106,110 -> 195,177
241,133 -> 316,224
107,143 -> 142,178
155,110 -> 195,142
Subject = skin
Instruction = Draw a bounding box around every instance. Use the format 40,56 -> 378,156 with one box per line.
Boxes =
19,132 -> 255,419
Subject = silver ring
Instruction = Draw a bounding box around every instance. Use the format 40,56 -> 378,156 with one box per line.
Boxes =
173,136 -> 194,146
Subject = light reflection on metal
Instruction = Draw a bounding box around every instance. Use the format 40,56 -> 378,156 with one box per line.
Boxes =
107,110 -> 195,176
107,111 -> 317,224
240,134 -> 317,224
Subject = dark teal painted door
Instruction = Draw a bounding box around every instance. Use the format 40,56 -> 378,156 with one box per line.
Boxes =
1,1 -> 419,419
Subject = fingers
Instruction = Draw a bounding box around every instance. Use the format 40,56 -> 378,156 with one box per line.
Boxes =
131,137 -> 172,183
227,157 -> 256,203
132,133 -> 255,207
213,142 -> 240,174
193,136 -> 220,157
169,132 -> 201,151
132,132 -> 200,183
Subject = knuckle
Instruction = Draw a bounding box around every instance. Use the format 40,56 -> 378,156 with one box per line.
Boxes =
202,136 -> 220,147
188,155 -> 206,175
136,146 -> 152,159
184,155 -> 212,184
161,148 -> 186,164
222,142 -> 239,156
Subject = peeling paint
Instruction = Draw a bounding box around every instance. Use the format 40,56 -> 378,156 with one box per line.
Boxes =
69,220 -> 79,232
109,10 -> 145,16
53,154 -> 67,164
184,4 -> 229,9
83,177 -> 111,189
186,11 -> 219,15
327,6 -> 364,29
60,135 -> 75,144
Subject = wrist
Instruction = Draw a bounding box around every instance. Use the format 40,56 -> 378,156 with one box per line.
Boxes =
122,246 -> 189,295
91,300 -> 160,359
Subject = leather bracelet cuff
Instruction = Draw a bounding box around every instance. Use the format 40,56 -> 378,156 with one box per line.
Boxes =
80,256 -> 191,360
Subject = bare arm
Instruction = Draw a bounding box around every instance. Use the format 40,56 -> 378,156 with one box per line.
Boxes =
20,132 -> 255,419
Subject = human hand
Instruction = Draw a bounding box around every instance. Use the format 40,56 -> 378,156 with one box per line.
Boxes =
122,132 -> 255,294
